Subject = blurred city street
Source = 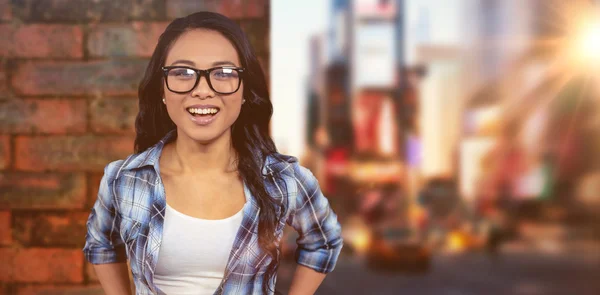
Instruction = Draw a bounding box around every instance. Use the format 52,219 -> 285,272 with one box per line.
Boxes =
273,0 -> 600,293
277,236 -> 600,295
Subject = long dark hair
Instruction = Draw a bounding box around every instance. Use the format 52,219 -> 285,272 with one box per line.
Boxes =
135,12 -> 282,294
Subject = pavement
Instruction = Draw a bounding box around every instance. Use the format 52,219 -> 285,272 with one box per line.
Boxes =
275,238 -> 600,295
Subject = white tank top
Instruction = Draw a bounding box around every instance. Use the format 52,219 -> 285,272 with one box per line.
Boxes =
153,201 -> 245,295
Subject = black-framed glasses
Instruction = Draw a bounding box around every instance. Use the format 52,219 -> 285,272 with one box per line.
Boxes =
161,66 -> 245,94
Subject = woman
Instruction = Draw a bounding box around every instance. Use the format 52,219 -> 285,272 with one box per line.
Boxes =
83,12 -> 343,295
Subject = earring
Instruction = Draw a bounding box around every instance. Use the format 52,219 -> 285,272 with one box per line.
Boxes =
162,98 -> 166,104
242,98 -> 246,104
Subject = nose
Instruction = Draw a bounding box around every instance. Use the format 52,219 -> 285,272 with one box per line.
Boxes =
190,73 -> 215,99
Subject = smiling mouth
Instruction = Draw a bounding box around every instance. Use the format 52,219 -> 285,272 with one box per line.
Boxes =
186,107 -> 220,117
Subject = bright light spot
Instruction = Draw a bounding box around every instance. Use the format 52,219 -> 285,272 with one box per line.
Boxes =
351,230 -> 371,253
447,231 -> 467,252
575,19 -> 600,64
342,217 -> 371,254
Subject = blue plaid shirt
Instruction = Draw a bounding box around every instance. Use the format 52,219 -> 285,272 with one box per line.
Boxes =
83,130 -> 343,294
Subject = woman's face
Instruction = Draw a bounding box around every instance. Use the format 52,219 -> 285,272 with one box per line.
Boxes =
163,29 -> 244,144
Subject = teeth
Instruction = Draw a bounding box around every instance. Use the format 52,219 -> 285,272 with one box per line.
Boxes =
188,108 -> 218,115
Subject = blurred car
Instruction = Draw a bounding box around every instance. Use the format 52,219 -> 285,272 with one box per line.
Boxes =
365,226 -> 431,273
351,180 -> 432,273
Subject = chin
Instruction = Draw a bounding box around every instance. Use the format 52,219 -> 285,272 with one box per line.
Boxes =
181,126 -> 229,144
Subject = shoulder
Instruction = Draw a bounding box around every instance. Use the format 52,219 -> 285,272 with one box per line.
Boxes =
103,140 -> 163,178
264,152 -> 314,178
101,159 -> 126,182
102,151 -> 147,181
265,152 -> 320,191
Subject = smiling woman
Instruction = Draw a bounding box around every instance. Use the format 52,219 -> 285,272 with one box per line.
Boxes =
82,11 -> 343,295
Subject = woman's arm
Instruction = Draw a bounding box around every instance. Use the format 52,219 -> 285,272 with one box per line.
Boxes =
287,264 -> 327,295
93,262 -> 133,295
83,162 -> 132,294
286,165 -> 344,294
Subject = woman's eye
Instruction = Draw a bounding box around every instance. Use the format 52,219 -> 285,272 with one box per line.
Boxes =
214,69 -> 238,79
170,69 -> 195,78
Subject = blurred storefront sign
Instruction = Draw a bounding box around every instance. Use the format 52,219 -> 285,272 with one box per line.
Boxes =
352,90 -> 383,153
406,133 -> 422,168
324,147 -> 350,194
353,22 -> 397,88
352,89 -> 400,156
348,160 -> 404,184
353,0 -> 396,20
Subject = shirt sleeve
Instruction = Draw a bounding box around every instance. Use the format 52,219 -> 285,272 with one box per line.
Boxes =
82,162 -> 127,264
287,165 -> 343,273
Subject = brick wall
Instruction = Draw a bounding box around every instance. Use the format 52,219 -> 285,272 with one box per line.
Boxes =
0,0 -> 269,293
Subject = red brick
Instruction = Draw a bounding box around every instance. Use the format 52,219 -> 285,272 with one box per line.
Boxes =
11,0 -> 165,22
15,136 -> 133,172
0,24 -> 83,58
13,212 -> 89,247
238,20 -> 269,55
88,173 -> 104,209
88,22 -> 168,58
0,173 -> 86,209
0,99 -> 86,134
0,0 -> 11,21
0,248 -> 83,283
15,285 -> 105,295
0,70 -> 6,94
0,248 -> 14,281
166,0 -> 266,19
0,135 -> 8,169
11,60 -> 149,96
90,98 -> 138,134
0,211 -> 11,246
220,0 -> 267,19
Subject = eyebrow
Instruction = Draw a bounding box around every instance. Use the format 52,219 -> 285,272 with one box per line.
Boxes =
211,61 -> 238,67
170,59 -> 196,66
169,60 -> 239,67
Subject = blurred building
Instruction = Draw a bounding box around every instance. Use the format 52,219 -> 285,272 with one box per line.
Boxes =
306,0 -> 600,251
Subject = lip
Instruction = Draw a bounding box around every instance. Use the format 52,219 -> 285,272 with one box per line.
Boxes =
187,106 -> 220,126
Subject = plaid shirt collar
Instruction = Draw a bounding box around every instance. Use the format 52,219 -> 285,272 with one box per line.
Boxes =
120,129 -> 297,177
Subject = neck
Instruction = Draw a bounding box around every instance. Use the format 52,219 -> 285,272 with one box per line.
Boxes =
168,128 -> 238,175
